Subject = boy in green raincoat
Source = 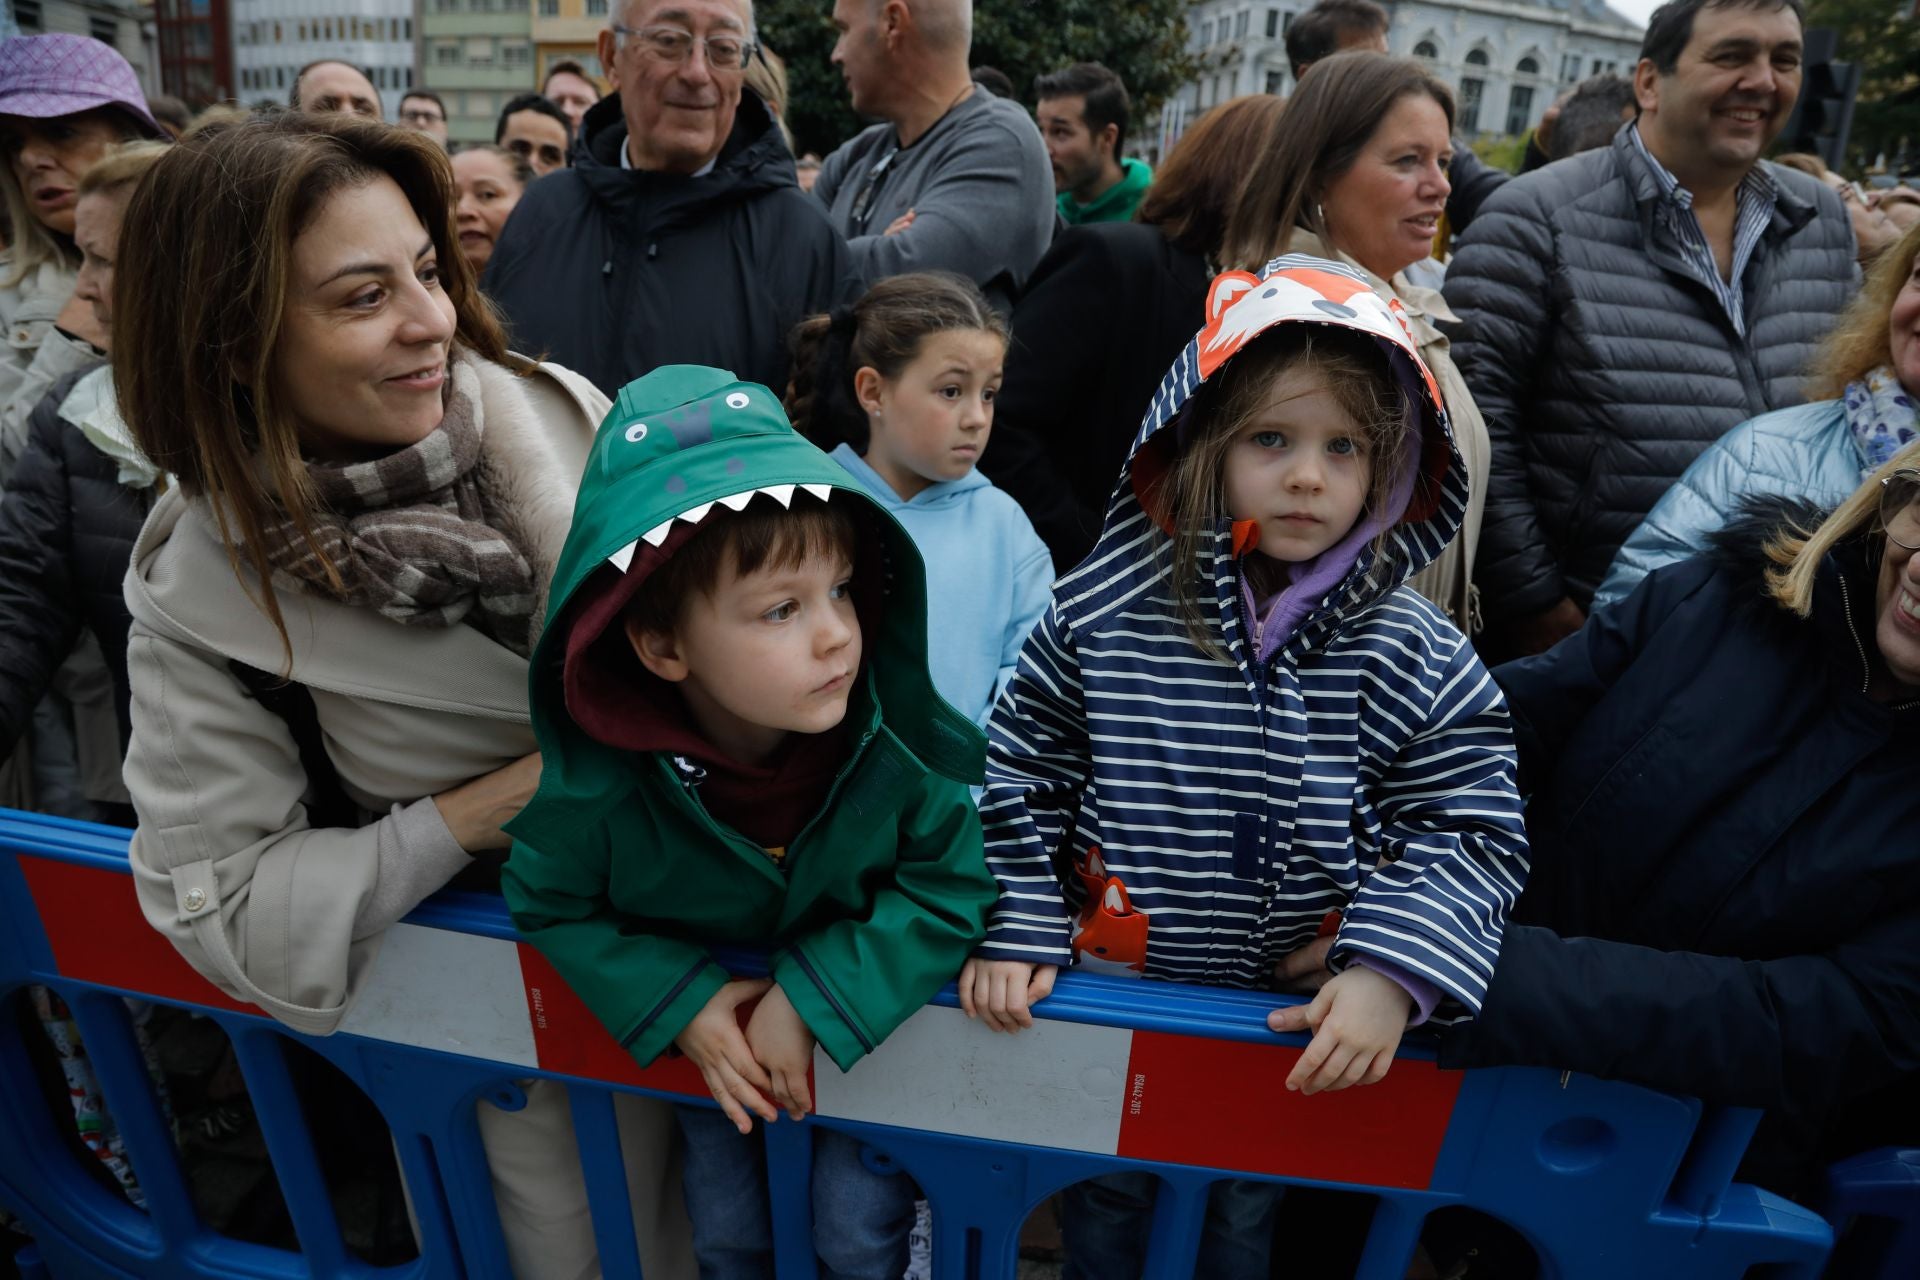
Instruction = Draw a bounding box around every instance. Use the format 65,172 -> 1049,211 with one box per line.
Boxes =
501,366 -> 995,1279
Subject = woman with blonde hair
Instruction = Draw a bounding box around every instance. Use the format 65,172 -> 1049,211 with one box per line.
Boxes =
1417,443 -> 1920,1198
1598,218 -> 1920,609
114,112 -> 691,1278
0,35 -> 165,482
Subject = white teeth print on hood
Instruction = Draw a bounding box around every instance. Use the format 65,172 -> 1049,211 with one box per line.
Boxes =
1063,254 -> 1470,664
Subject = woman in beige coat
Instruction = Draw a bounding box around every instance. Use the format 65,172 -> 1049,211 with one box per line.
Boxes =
1223,51 -> 1488,635
114,114 -> 690,1280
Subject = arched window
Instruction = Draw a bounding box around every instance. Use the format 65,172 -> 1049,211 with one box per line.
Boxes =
1413,39 -> 1438,59
1517,55 -> 1540,75
1465,48 -> 1490,67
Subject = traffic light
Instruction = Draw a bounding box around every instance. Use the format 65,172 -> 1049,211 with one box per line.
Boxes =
1778,27 -> 1860,171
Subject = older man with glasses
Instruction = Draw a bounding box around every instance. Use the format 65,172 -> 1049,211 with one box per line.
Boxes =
484,0 -> 851,396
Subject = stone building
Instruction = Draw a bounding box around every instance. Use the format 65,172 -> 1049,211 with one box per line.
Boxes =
229,0 -> 415,116
1176,0 -> 1643,138
418,0 -> 540,147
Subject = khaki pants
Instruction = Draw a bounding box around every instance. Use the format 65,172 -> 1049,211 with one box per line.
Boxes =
475,1079 -> 696,1280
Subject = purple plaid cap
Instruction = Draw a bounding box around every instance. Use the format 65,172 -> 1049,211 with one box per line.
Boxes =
0,35 -> 161,135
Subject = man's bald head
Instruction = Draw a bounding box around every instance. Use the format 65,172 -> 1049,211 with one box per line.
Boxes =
909,0 -> 971,54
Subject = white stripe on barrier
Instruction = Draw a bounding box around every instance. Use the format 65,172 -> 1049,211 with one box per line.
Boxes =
815,1005 -> 1131,1154
337,925 -> 539,1069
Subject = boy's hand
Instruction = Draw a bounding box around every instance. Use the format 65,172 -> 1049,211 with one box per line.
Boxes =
959,958 -> 1057,1033
1269,966 -> 1413,1095
744,983 -> 815,1121
674,978 -> 778,1134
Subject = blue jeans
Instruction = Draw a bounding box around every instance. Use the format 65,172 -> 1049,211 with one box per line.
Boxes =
674,1105 -> 918,1280
1059,1171 -> 1278,1280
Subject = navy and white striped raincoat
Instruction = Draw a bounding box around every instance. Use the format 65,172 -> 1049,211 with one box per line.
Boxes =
976,257 -> 1530,1018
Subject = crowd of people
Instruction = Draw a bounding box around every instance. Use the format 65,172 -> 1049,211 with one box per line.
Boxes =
0,0 -> 1917,1274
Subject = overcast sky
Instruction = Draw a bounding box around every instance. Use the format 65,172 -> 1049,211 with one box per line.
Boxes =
1605,0 -> 1661,30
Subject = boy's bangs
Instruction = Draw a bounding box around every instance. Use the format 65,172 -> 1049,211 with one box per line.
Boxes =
729,496 -> 861,580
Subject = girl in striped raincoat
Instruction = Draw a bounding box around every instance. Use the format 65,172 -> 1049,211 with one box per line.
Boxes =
958,257 -> 1531,1279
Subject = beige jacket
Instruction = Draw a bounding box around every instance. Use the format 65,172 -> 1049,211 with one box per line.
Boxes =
125,355 -> 608,1036
1287,232 -> 1488,634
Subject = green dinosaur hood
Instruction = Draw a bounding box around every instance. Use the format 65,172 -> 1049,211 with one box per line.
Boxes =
522,365 -> 983,813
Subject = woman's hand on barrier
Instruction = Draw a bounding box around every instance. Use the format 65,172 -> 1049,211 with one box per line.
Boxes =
1271,935 -> 1337,994
432,752 -> 543,853
958,958 -> 1057,1033
1272,966 -> 1412,1096
745,982 -> 815,1121
675,978 -> 780,1134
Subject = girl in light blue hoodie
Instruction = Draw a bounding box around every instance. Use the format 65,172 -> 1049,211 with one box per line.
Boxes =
788,272 -> 1052,727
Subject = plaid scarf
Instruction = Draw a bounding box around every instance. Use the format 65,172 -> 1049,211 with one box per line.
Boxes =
258,369 -> 536,656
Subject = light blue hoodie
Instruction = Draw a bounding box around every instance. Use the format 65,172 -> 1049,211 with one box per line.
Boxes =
831,443 -> 1052,726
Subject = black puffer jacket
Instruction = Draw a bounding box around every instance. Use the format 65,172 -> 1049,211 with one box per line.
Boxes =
1440,501 -> 1920,1196
1445,128 -> 1854,620
0,364 -> 152,754
485,93 -> 852,396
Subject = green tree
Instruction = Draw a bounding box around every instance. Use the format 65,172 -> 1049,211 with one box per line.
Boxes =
758,0 -> 1198,158
1803,0 -> 1920,172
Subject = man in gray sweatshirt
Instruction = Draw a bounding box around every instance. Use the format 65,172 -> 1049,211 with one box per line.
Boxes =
816,0 -> 1054,311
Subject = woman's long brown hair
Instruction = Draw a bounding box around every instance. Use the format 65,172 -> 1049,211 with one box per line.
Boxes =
1221,51 -> 1455,273
112,112 -> 521,663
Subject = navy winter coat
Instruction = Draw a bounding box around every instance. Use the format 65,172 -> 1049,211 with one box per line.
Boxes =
1440,502 -> 1920,1194
484,93 -> 850,397
0,364 -> 149,753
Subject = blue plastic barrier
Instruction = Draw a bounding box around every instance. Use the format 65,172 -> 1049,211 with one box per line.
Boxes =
1822,1148 -> 1920,1280
0,808 -> 1842,1278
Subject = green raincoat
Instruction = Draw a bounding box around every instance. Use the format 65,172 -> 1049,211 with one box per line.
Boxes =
501,366 -> 994,1072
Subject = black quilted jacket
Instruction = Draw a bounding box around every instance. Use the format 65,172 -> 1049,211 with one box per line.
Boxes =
0,365 -> 152,754
1444,127 -> 1854,620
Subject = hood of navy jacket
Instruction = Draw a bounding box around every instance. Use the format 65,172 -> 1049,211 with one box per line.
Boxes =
571,90 -> 798,240
1062,254 -> 1468,664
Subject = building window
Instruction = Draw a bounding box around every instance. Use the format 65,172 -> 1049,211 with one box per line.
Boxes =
1265,9 -> 1277,38
14,0 -> 40,32
1201,20 -> 1214,44
1561,52 -> 1581,83
1235,10 -> 1249,38
540,0 -> 559,13
1459,77 -> 1484,134
435,42 -> 459,65
586,0 -> 608,14
1412,39 -> 1438,59
1465,48 -> 1489,67
1265,68 -> 1284,94
89,15 -> 117,44
503,43 -> 532,69
1517,55 -> 1540,77
1505,84 -> 1535,135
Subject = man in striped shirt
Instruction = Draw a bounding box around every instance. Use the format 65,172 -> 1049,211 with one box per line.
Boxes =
1445,0 -> 1854,659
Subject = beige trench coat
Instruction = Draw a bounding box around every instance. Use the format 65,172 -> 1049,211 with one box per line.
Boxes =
123,354 -> 694,1279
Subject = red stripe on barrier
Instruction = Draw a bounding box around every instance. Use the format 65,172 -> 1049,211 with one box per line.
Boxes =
20,858 -> 255,1015
518,943 -> 713,1099
1116,1028 -> 1460,1189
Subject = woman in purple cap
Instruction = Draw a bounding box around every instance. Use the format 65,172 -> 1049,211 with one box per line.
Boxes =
0,34 -> 163,484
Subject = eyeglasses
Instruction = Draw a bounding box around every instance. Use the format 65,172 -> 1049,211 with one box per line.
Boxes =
506,137 -> 567,169
1882,469 -> 1920,550
400,108 -> 445,124
610,24 -> 756,70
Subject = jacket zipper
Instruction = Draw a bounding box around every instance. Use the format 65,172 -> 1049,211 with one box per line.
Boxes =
785,944 -> 875,1053
1837,573 -> 1873,695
